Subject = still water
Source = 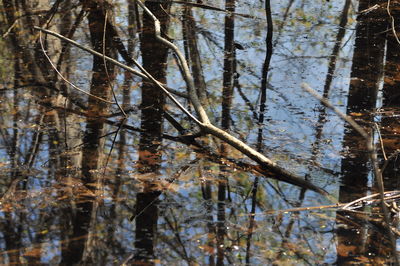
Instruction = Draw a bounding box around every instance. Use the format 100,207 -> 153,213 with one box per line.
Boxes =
0,0 -> 399,264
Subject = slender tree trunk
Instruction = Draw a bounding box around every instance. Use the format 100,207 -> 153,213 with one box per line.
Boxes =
310,0 -> 351,162
246,1 -> 273,263
217,0 -> 236,264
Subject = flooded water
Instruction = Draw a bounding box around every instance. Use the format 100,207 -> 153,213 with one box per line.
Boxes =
0,0 -> 399,264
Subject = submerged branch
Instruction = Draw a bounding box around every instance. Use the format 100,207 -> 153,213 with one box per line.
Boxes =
135,0 -> 327,194
33,26 -> 327,195
302,83 -> 399,264
38,30 -> 115,104
33,26 -> 188,98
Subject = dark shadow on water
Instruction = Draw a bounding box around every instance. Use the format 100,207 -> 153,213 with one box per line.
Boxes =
336,0 -> 398,264
1,0 -> 400,264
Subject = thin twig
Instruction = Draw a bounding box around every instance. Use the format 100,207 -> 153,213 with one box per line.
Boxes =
2,19 -> 18,38
302,83 -> 368,139
34,26 -> 327,194
38,30 -> 116,104
301,83 -> 399,264
135,0 -> 209,124
34,26 -> 201,124
129,161 -> 195,222
375,122 -> 387,160
135,1 -> 326,193
341,190 -> 400,210
103,11 -> 127,117
263,190 -> 400,215
387,0 -> 400,46
382,149 -> 400,174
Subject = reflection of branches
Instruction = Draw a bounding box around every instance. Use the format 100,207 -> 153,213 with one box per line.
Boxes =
163,211 -> 193,264
35,27 -> 196,116
302,83 -> 399,264
309,0 -> 351,166
147,0 -> 257,19
55,8 -> 86,82
272,0 -> 295,48
246,0 -> 273,263
35,11 -> 326,195
234,79 -> 257,120
137,0 -> 327,193
24,114 -> 45,168
274,189 -> 312,265
36,85 -> 324,199
182,4 -> 207,105
38,31 -> 115,104
129,161 -> 195,221
103,12 -> 126,116
387,0 -> 400,46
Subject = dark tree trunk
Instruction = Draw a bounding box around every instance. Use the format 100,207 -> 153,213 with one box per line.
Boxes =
132,1 -> 171,264
336,0 -> 388,264
63,1 -> 117,264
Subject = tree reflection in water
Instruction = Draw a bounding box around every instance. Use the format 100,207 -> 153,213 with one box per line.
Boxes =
0,0 -> 400,264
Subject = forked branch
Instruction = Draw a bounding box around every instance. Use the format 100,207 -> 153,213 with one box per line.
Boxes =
33,20 -> 327,195
134,0 -> 327,194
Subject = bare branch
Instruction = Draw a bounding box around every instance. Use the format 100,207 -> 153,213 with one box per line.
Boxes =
301,82 -> 399,264
135,0 -> 326,193
34,26 -> 197,121
102,11 -> 127,116
38,30 -> 116,104
33,26 -> 327,195
135,0 -> 209,124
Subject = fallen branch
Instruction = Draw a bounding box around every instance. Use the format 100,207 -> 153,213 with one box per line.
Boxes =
302,83 -> 399,264
33,25 -> 327,195
38,30 -> 115,104
263,190 -> 400,215
135,0 -> 327,194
